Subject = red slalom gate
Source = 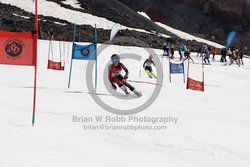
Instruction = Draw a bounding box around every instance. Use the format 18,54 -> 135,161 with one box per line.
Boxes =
0,0 -> 38,126
47,59 -> 62,70
186,49 -> 205,92
187,77 -> 204,91
47,39 -> 65,71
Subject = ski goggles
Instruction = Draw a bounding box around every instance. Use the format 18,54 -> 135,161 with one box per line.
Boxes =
112,58 -> 120,63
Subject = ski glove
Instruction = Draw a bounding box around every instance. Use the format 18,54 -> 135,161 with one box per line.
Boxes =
124,74 -> 128,79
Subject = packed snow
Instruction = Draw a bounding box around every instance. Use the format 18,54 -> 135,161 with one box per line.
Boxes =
156,22 -> 224,48
1,1 -> 250,166
138,11 -> 151,20
0,40 -> 250,167
12,13 -> 30,19
61,0 -> 82,9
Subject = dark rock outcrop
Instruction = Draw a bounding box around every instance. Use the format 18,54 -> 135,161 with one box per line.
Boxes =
2,0 -> 248,54
0,2 -> 180,51
118,0 -> 250,54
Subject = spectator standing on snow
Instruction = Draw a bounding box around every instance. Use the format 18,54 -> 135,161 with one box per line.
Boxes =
163,42 -> 170,56
178,42 -> 185,61
183,48 -> 194,63
220,48 -> 227,62
170,45 -> 175,59
163,43 -> 167,56
196,47 -> 202,57
207,45 -> 211,53
229,49 -> 240,66
238,49 -> 244,65
227,48 -> 232,59
211,47 -> 217,61
204,48 -> 210,64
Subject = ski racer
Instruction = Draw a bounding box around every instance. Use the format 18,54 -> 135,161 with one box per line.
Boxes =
108,54 -> 142,97
143,54 -> 157,78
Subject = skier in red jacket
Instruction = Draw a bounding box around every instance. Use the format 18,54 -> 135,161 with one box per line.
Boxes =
108,54 -> 142,97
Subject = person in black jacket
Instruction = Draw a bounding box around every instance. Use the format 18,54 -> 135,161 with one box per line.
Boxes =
220,48 -> 227,62
238,50 -> 244,65
163,42 -> 170,56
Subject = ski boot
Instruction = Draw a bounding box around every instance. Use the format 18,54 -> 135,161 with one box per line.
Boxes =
121,85 -> 130,96
133,89 -> 142,97
146,70 -> 152,78
152,72 -> 157,79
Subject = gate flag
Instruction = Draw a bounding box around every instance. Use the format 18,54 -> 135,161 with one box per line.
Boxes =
170,62 -> 184,74
47,60 -> 62,70
0,0 -> 38,126
226,31 -> 236,49
72,43 -> 96,60
186,46 -> 205,92
0,31 -> 35,65
187,77 -> 204,91
68,23 -> 98,90
169,60 -> 185,83
110,23 -> 121,43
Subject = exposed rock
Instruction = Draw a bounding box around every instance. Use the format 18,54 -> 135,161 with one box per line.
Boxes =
202,1 -> 213,16
0,2 -> 186,51
1,0 -> 249,55
233,25 -> 243,33
194,23 -> 201,29
210,28 -> 226,40
118,0 -> 250,55
210,0 -> 249,23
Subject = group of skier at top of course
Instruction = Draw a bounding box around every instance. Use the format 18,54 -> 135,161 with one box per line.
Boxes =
163,41 -> 197,63
163,41 -> 247,66
108,41 -> 248,97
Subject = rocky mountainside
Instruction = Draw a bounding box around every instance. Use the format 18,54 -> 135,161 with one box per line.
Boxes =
0,0 -> 249,54
0,0 -> 182,50
118,0 -> 250,53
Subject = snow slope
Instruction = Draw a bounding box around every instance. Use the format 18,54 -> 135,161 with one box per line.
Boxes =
0,40 -> 250,167
138,11 -> 151,20
156,22 -> 224,48
62,0 -> 82,9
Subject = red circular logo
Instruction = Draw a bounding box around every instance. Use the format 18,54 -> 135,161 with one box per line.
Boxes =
5,39 -> 23,57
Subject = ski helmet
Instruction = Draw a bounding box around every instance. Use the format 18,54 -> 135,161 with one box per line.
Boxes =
111,54 -> 120,63
111,54 -> 120,59
149,54 -> 153,59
